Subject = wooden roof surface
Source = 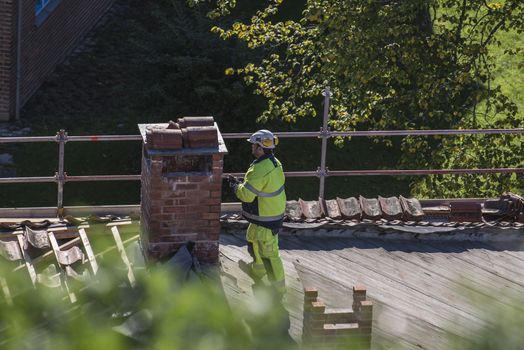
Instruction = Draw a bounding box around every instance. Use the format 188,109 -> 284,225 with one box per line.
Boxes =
218,232 -> 524,349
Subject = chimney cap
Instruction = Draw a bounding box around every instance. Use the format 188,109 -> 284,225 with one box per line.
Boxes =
138,123 -> 228,156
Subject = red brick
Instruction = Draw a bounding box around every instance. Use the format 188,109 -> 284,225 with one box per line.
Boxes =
198,230 -> 219,241
311,301 -> 326,313
162,199 -> 174,206
163,206 -> 186,214
184,126 -> 218,148
304,288 -> 319,298
174,198 -> 199,206
353,286 -> 367,295
195,198 -> 219,205
164,192 -> 186,199
201,212 -> 218,220
156,233 -> 198,243
174,183 -> 198,191
169,176 -> 189,183
188,175 -> 210,182
199,183 -> 221,191
148,242 -> 185,260
207,220 -> 221,228
151,192 -> 162,200
151,207 -> 162,215
181,117 -> 215,127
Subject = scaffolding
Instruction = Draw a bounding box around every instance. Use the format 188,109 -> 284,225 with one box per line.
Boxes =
1,88 -> 523,214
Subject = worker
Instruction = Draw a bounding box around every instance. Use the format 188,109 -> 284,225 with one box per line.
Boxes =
228,129 -> 286,297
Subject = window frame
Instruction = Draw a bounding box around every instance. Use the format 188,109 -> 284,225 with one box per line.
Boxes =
34,0 -> 62,27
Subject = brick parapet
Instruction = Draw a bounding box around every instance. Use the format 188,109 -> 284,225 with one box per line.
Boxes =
302,286 -> 373,349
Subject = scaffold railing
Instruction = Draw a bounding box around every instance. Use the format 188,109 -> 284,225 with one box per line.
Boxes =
1,88 -> 523,212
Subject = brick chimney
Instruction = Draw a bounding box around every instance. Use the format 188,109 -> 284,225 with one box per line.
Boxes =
138,117 -> 227,263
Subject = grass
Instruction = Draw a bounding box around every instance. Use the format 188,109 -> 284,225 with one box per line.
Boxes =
488,29 -> 524,121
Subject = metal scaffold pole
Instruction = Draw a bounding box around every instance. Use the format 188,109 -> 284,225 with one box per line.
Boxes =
318,87 -> 332,200
56,130 -> 67,217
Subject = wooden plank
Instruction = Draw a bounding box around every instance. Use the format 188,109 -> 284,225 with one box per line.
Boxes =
292,258 -> 455,350
0,220 -> 137,240
222,234 -> 479,349
481,241 -> 524,264
78,228 -> 98,275
16,235 -> 37,287
303,237 -> 489,321
278,236 -> 484,339
0,277 -> 13,306
370,304 -> 453,350
47,231 -> 77,303
111,226 -> 136,287
425,240 -> 524,287
356,238 -> 524,312
212,234 -> 524,350
222,232 -> 471,346
95,234 -> 139,258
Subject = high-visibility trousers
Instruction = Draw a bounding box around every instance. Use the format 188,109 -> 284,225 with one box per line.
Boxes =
246,223 -> 286,295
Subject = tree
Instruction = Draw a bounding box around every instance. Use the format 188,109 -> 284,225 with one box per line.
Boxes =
190,0 -> 523,197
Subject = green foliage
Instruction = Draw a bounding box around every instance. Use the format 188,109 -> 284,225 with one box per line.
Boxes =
190,0 -> 523,197
196,0 -> 522,126
2,250 -> 524,349
447,284 -> 524,350
410,129 -> 523,198
0,257 -> 295,350
9,0 -> 521,203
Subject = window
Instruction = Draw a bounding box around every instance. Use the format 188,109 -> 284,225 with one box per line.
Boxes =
34,0 -> 62,26
35,0 -> 50,16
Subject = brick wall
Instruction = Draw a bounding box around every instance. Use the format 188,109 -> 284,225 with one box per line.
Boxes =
0,0 -> 15,120
140,121 -> 226,264
0,0 -> 114,120
303,286 -> 373,349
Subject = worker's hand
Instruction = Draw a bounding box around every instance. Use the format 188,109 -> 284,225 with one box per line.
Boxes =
227,174 -> 240,191
227,174 -> 240,184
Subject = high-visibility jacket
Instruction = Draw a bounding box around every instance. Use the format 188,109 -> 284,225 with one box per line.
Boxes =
234,154 -> 286,230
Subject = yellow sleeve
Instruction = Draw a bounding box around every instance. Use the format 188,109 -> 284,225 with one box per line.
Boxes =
235,165 -> 267,203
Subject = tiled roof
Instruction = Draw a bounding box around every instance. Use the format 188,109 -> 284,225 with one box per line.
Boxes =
0,219 -> 141,305
221,197 -> 524,231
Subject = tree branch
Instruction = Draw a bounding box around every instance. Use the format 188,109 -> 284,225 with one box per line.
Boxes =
455,0 -> 468,44
481,1 -> 518,48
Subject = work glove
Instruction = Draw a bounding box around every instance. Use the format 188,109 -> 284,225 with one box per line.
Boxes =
227,174 -> 240,191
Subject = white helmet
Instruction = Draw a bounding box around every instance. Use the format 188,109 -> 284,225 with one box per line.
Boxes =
247,129 -> 279,149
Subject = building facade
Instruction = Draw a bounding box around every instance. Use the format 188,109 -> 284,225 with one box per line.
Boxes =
0,0 -> 114,121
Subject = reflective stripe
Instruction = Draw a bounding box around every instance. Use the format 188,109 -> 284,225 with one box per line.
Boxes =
244,182 -> 285,198
242,211 -> 284,222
